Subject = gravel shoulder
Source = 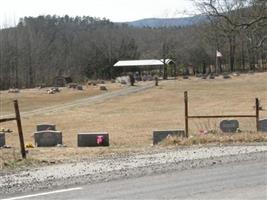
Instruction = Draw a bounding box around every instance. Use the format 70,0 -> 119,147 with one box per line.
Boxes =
0,145 -> 266,196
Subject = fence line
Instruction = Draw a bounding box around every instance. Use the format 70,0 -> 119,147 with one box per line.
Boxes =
0,100 -> 26,159
184,91 -> 260,137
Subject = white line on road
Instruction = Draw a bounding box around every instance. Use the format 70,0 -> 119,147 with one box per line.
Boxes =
1,187 -> 82,200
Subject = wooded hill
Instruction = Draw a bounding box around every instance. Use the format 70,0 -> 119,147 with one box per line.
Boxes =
125,15 -> 207,28
0,0 -> 266,90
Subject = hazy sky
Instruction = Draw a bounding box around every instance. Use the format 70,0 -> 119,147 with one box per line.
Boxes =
0,0 -> 195,25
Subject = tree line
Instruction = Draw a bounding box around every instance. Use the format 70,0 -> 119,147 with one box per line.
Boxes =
0,0 -> 266,89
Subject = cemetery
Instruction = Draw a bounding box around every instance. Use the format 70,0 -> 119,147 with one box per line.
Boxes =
0,72 -> 267,164
0,80 -> 122,116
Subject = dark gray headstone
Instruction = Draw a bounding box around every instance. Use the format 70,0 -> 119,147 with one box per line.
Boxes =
34,131 -> 62,147
37,124 -> 56,132
202,75 -> 207,79
209,75 -> 215,79
78,132 -> 109,147
223,74 -> 231,79
68,83 -> 78,89
153,129 -> 185,145
0,133 -> 5,147
259,119 -> 267,132
76,85 -> 83,90
100,86 -> 107,91
220,120 -> 239,133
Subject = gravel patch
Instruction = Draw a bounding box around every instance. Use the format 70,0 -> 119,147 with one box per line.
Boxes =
0,145 -> 266,195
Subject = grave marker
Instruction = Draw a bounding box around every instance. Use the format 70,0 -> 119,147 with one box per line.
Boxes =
0,133 -> 5,147
34,130 -> 62,147
76,85 -> 83,90
78,132 -> 109,147
220,120 -> 239,132
37,124 -> 56,132
100,86 -> 107,91
259,119 -> 267,132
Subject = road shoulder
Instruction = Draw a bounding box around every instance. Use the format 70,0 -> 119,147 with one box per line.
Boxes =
0,145 -> 266,196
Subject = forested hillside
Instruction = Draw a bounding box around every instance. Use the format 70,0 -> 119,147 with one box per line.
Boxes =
0,0 -> 266,90
126,15 -> 207,28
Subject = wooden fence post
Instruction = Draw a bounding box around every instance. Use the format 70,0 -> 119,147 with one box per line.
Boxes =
184,91 -> 189,138
255,98 -> 259,132
14,100 -> 27,159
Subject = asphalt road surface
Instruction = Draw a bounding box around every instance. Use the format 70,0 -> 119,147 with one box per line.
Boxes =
2,159 -> 267,200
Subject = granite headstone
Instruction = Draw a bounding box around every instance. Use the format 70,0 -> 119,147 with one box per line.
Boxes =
78,132 -> 109,147
37,124 -> 56,132
220,120 -> 239,132
259,119 -> 267,132
34,130 -> 62,147
0,133 -> 5,147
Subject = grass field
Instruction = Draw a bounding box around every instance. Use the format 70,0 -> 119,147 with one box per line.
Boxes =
1,73 -> 267,168
0,82 -> 121,115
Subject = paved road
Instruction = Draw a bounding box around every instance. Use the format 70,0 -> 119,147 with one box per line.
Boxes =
2,160 -> 267,200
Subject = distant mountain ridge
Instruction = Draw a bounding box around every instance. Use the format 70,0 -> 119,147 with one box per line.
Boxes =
125,15 -> 207,28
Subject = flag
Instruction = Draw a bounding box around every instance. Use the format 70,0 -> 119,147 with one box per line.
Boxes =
216,50 -> 223,57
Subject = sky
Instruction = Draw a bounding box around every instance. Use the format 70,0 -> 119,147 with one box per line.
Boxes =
0,0 -> 196,26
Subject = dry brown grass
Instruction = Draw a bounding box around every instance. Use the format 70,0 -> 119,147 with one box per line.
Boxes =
0,73 -> 267,167
0,148 -> 50,171
160,132 -> 267,146
0,82 -> 121,115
